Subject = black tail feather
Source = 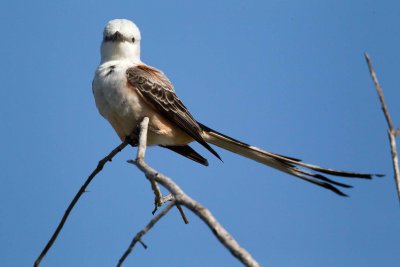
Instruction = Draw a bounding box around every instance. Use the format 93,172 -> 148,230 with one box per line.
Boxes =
162,145 -> 209,166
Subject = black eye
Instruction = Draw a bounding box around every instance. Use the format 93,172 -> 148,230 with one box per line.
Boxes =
131,37 -> 135,43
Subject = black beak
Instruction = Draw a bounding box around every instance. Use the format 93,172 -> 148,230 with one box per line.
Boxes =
112,31 -> 124,41
104,31 -> 124,42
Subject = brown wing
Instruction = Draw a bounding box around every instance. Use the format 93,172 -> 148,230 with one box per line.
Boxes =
126,65 -> 221,160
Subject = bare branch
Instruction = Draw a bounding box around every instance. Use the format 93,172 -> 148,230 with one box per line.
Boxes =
117,201 -> 176,267
130,117 -> 261,267
132,117 -> 189,222
364,53 -> 400,202
34,140 -> 128,267
34,140 -> 129,267
37,117 -> 258,266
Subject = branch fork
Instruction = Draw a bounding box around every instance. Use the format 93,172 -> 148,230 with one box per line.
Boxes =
120,117 -> 261,266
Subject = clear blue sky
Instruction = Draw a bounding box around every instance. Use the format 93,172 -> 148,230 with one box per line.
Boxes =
1,1 -> 399,266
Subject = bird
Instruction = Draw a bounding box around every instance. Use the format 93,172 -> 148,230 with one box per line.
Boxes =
93,19 -> 381,197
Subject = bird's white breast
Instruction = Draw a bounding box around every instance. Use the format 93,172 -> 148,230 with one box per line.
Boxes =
92,60 -> 142,139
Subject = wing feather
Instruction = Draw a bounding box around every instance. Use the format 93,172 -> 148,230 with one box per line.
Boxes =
126,65 -> 221,160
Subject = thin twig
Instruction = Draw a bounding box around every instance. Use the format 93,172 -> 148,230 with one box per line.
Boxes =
148,178 -> 174,214
364,53 -> 400,202
150,180 -> 174,214
364,53 -> 395,130
34,141 -> 129,267
129,117 -> 261,267
117,201 -> 176,266
175,203 -> 189,224
149,178 -> 164,213
138,239 -> 148,249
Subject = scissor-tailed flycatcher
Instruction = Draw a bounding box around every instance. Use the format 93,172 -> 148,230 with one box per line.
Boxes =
93,19 -> 380,196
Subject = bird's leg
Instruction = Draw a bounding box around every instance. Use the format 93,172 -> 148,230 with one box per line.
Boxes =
125,135 -> 138,147
125,123 -> 143,146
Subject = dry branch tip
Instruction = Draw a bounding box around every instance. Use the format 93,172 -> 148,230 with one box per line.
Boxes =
364,52 -> 400,202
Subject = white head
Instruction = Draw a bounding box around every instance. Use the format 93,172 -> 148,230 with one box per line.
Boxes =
100,19 -> 141,63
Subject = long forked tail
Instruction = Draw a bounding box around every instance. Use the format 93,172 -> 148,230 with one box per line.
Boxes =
199,123 -> 383,196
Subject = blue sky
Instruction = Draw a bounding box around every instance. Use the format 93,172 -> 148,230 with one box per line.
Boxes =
1,1 -> 399,266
